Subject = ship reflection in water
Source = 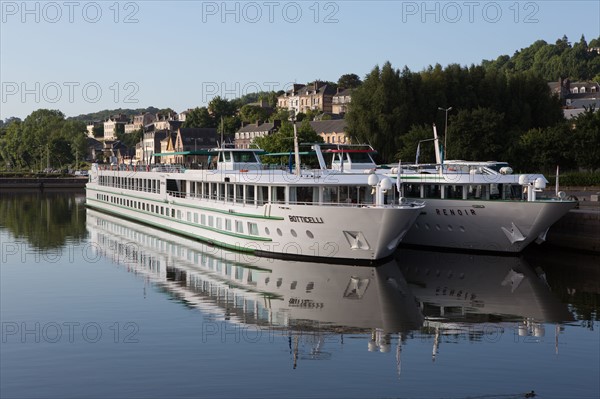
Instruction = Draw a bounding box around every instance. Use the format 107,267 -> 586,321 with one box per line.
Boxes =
86,208 -> 579,369
396,249 -> 574,361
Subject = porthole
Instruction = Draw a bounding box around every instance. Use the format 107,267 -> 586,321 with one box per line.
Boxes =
447,225 -> 453,231
459,226 -> 465,232
276,228 -> 282,236
306,230 -> 314,239
265,227 -> 270,235
435,224 -> 441,231
291,229 -> 297,237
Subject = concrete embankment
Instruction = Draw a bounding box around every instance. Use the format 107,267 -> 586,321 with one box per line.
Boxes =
545,187 -> 600,253
0,177 -> 88,190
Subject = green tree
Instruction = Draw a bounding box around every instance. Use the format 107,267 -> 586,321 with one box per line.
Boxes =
269,108 -> 290,123
446,107 -> 506,161
572,107 -> 600,170
239,104 -> 270,123
208,96 -> 236,121
254,120 -> 322,160
518,123 -> 575,172
116,129 -> 142,149
183,107 -> 214,128
337,73 -> 362,89
92,124 -> 104,138
395,124 -> 436,164
346,62 -> 409,162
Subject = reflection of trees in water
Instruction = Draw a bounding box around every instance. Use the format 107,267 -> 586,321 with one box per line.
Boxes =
525,248 -> 600,323
0,191 -> 87,249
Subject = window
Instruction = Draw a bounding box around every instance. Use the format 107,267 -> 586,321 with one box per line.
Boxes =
236,220 -> 244,233
272,186 -> 285,204
257,186 -> 269,205
225,219 -> 232,231
247,222 -> 258,235
246,185 -> 255,205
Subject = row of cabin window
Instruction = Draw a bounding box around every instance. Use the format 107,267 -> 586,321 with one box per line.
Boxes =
186,182 -> 384,205
402,184 -> 522,200
101,193 -> 258,235
99,175 -> 160,193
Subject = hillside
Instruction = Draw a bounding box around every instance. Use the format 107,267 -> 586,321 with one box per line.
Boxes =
482,35 -> 600,82
68,107 -> 162,122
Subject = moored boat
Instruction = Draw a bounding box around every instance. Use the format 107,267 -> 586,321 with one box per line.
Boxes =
85,146 -> 424,262
302,125 -> 576,253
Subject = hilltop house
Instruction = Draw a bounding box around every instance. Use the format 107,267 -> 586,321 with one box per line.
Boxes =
103,114 -> 129,141
125,113 -> 156,134
548,78 -> 600,118
277,81 -> 337,115
332,88 -> 353,115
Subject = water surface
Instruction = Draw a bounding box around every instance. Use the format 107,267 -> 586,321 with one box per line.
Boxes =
1,191 -> 598,398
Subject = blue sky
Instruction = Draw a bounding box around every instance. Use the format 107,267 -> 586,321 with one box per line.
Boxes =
1,0 -> 599,119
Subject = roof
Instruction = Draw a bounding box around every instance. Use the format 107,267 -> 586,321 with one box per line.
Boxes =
334,88 -> 353,97
179,128 -> 218,147
237,122 -> 279,133
86,137 -> 103,149
306,119 -> 347,134
300,83 -> 337,96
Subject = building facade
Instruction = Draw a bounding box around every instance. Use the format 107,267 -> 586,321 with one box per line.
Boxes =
234,120 -> 281,148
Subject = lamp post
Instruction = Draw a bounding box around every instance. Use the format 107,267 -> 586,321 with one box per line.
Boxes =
289,110 -> 301,176
193,138 -> 199,168
438,107 -> 452,161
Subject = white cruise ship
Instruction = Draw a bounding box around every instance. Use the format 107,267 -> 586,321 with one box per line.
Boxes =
86,147 -> 424,262
305,126 -> 576,253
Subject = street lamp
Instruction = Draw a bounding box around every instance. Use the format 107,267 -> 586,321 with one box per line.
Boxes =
288,110 -> 301,176
438,107 -> 452,161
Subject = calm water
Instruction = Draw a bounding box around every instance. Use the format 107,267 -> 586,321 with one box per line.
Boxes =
1,191 -> 598,399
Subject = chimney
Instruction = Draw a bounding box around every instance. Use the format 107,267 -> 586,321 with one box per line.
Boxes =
255,120 -> 262,126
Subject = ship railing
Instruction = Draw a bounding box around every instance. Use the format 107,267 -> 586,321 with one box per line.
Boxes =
171,190 -> 413,208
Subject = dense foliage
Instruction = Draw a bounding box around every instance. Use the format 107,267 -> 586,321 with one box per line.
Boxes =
69,106 -> 161,123
253,120 -> 323,165
1,109 -> 87,170
482,35 -> 600,82
346,35 -> 600,173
